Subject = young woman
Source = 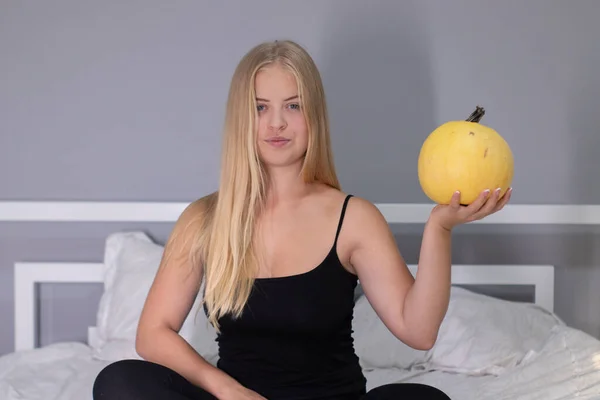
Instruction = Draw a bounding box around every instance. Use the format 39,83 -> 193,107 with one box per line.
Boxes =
93,40 -> 511,400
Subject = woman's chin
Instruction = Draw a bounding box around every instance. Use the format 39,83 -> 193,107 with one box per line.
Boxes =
260,155 -> 305,171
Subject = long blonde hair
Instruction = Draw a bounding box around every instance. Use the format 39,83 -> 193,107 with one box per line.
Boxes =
194,40 -> 340,330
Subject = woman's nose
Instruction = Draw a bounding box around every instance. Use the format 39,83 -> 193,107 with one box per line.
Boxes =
268,110 -> 287,131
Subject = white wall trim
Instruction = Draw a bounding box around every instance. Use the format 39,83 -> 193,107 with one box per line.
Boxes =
0,201 -> 188,222
2,201 -> 600,224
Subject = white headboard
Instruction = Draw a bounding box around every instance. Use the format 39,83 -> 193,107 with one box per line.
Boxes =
14,262 -> 104,352
13,261 -> 555,352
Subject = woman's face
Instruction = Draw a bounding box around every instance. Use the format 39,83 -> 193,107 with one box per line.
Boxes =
254,64 -> 308,170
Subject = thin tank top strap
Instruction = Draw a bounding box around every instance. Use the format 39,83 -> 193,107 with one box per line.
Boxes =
334,194 -> 353,245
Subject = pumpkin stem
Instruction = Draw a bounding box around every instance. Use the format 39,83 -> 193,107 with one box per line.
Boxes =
466,106 -> 485,123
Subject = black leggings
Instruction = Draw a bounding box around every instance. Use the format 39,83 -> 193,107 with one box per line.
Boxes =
93,359 -> 451,400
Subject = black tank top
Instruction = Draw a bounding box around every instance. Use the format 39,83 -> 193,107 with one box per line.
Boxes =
210,194 -> 366,400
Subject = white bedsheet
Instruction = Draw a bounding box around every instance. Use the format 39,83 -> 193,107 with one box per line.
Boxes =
366,324 -> 600,400
1,324 -> 599,400
0,342 -> 109,400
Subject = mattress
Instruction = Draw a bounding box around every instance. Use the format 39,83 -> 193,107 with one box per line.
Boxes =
365,324 -> 600,400
1,324 -> 599,400
0,342 -> 109,400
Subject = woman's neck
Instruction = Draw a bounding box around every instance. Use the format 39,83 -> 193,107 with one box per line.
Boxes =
264,165 -> 310,206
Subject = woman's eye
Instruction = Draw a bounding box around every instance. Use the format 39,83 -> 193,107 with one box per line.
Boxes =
288,103 -> 300,110
257,104 -> 266,112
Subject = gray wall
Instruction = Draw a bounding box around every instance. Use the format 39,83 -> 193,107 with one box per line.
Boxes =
1,0 -> 600,355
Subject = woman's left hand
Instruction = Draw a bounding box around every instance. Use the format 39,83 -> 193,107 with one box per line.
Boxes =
429,187 -> 512,231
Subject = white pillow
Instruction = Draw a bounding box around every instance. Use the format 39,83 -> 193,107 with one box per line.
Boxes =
428,286 -> 564,376
352,291 -> 430,370
92,231 -> 218,364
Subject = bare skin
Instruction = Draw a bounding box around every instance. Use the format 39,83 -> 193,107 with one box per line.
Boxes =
135,63 -> 512,400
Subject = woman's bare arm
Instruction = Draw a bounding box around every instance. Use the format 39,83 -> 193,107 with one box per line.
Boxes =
345,190 -> 510,350
344,197 -> 435,350
135,199 -> 255,399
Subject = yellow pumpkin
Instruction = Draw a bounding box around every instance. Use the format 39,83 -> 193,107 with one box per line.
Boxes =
417,106 -> 514,205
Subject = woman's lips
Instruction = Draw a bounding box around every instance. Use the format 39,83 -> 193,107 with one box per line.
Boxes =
265,137 -> 291,147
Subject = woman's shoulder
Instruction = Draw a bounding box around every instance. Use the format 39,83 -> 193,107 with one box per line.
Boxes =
314,185 -> 380,215
183,191 -> 218,215
311,185 -> 384,226
314,188 -> 388,244
169,192 -> 218,235
162,193 -> 218,266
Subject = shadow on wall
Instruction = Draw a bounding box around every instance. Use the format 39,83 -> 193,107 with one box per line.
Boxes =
318,1 -> 437,204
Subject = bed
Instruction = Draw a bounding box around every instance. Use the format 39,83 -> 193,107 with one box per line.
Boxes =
3,230 -> 600,400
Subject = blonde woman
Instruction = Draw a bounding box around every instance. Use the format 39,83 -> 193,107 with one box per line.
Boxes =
93,40 -> 511,400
